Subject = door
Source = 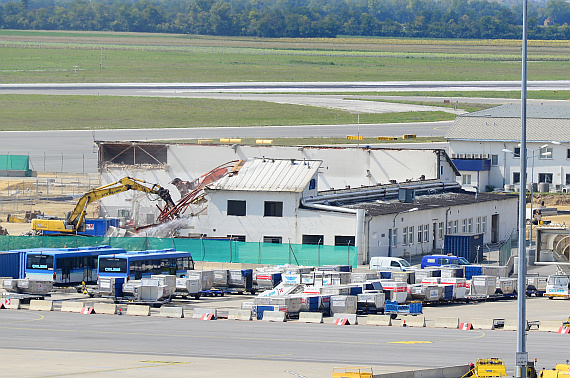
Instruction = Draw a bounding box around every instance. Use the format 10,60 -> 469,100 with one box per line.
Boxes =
491,214 -> 499,243
83,256 -> 93,283
61,258 -> 71,284
432,221 -> 437,251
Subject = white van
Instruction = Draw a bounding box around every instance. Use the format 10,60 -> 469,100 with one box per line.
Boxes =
369,256 -> 413,271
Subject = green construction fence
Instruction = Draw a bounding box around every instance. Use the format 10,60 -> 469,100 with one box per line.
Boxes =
0,155 -> 32,176
0,235 -> 357,267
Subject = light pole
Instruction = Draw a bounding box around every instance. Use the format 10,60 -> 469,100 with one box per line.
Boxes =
390,207 -> 419,257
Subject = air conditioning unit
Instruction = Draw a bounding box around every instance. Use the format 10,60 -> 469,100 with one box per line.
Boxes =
451,153 -> 457,159
465,154 -> 473,159
482,154 -> 490,159
474,154 -> 481,159
458,153 -> 465,158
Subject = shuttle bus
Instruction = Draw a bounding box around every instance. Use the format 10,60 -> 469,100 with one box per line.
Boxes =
25,246 -> 126,284
97,250 -> 194,281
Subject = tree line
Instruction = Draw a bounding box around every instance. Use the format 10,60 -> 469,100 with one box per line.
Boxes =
1,0 -> 569,39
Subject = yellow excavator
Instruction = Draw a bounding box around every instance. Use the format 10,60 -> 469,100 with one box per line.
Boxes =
32,177 -> 175,234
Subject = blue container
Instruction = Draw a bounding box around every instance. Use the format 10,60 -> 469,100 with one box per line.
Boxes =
408,302 -> 423,314
349,286 -> 363,296
255,305 -> 274,320
114,277 -> 125,297
303,295 -> 320,312
83,218 -> 121,236
464,265 -> 483,280
378,271 -> 392,279
440,285 -> 454,301
0,251 -> 26,279
444,234 -> 484,263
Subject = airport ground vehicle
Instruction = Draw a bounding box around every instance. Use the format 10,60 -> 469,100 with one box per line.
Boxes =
24,246 -> 125,284
332,367 -> 373,378
421,254 -> 471,269
369,257 -> 413,271
97,250 -> 194,281
539,364 -> 570,377
31,177 -> 175,234
546,275 -> 570,299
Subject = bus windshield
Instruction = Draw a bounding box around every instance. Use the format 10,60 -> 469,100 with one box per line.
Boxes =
26,255 -> 54,270
99,258 -> 128,273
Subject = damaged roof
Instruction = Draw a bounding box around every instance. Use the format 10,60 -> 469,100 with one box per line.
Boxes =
344,192 -> 517,216
207,158 -> 321,193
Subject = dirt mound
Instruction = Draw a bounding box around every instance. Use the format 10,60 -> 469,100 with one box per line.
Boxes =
531,194 -> 570,207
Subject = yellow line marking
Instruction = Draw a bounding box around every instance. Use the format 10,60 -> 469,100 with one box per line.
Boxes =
437,331 -> 487,343
0,313 -> 44,323
253,353 -> 293,358
35,361 -> 193,377
387,341 -> 433,344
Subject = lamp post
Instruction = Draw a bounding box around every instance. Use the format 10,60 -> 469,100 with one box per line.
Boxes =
390,207 -> 419,257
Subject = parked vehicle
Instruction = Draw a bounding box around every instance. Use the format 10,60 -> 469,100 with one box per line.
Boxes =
421,254 -> 470,269
546,275 -> 570,299
369,257 -> 413,271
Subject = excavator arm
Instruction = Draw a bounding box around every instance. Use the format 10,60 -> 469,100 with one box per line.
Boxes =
32,177 -> 175,234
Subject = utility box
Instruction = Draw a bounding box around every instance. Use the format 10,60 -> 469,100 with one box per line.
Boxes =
398,188 -> 415,203
444,234 -> 484,263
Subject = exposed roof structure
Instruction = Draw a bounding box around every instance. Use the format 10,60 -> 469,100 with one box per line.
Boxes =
344,192 -> 517,216
206,158 -> 321,193
446,103 -> 570,142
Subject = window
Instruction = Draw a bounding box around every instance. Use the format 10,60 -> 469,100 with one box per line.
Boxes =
302,234 -> 323,245
408,226 -> 414,245
514,147 -> 521,158
263,236 -> 282,244
417,225 -> 423,243
468,218 -> 473,233
540,146 -> 553,159
566,174 -> 570,185
335,235 -> 355,246
453,220 -> 458,234
227,235 -> 246,242
227,200 -> 246,216
423,224 -> 429,242
402,227 -> 408,245
462,174 -> 472,185
438,222 -> 444,239
309,179 -> 316,190
513,172 -> 520,184
462,219 -> 467,233
476,217 -> 481,233
264,201 -> 283,217
491,155 -> 499,166
447,221 -> 452,235
392,229 -> 398,247
567,149 -> 570,160
482,216 -> 487,233
538,173 -> 553,184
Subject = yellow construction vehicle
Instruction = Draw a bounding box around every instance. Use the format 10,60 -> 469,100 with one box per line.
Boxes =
539,364 -> 570,377
332,367 -> 373,378
31,177 -> 175,234
461,358 -> 507,377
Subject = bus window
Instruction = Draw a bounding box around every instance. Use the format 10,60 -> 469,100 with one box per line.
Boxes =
99,258 -> 127,273
27,255 -> 54,270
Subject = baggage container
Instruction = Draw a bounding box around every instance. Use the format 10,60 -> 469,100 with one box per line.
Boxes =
319,265 -> 352,272
471,275 -> 497,296
98,277 -> 124,297
5,279 -> 53,295
139,279 -> 167,301
213,269 -> 229,287
0,251 -> 26,279
350,272 -> 377,283
425,285 -> 443,301
2,278 -> 18,292
290,294 -> 320,312
320,285 -> 350,296
259,283 -> 303,297
497,278 -> 517,295
526,276 -> 547,292
380,281 -> 408,303
322,272 -> 351,286
330,295 -> 357,315
444,234 -> 483,263
438,284 -> 454,301
410,284 -> 426,300
269,296 -> 302,313
357,292 -> 385,311
186,270 -> 214,291
255,272 -> 282,289
414,268 -> 441,283
254,296 -> 272,306
255,305 -> 287,320
228,269 -> 253,290
421,277 -> 441,285
464,265 -> 483,280
392,271 -> 415,284
440,277 -> 467,299
377,271 -> 392,279
151,275 -> 176,296
482,265 -> 509,278
281,274 -> 301,285
303,285 -> 322,294
348,285 -> 363,296
440,266 -> 464,278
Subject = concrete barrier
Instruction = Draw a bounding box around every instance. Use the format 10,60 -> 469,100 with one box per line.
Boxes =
403,315 -> 425,328
228,309 -> 252,321
470,318 -> 495,330
367,314 -> 392,326
299,312 -> 323,324
94,302 -> 117,315
540,320 -> 564,332
126,304 -> 150,317
262,311 -> 286,322
375,364 -> 470,378
333,313 -> 357,325
60,301 -> 86,313
158,306 -> 184,318
3,298 -> 21,310
434,317 -> 459,329
192,308 -> 217,320
29,300 -> 54,312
